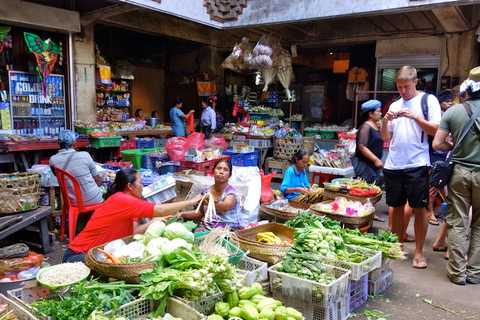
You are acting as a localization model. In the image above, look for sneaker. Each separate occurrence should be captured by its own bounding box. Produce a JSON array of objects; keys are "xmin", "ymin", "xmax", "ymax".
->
[
  {"xmin": 466, "ymin": 278, "xmax": 480, "ymax": 284},
  {"xmin": 448, "ymin": 275, "xmax": 466, "ymax": 285}
]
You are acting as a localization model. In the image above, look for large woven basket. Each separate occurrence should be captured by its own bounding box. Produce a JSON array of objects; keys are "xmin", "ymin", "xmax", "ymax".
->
[
  {"xmin": 0, "ymin": 172, "xmax": 40, "ymax": 215},
  {"xmin": 259, "ymin": 200, "xmax": 311, "ymax": 223},
  {"xmin": 309, "ymin": 200, "xmax": 375, "ymax": 229},
  {"xmin": 85, "ymin": 235, "xmax": 154, "ymax": 283},
  {"xmin": 303, "ymin": 136, "xmax": 316, "ymax": 152},
  {"xmin": 323, "ymin": 189, "xmax": 383, "ymax": 206},
  {"xmin": 273, "ymin": 136, "xmax": 304, "ymax": 160},
  {"xmin": 230, "ymin": 223, "xmax": 294, "ymax": 265}
]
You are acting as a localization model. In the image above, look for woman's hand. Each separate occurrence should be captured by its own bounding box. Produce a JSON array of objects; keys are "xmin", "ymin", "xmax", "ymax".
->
[
  {"xmin": 189, "ymin": 194, "xmax": 203, "ymax": 206},
  {"xmin": 297, "ymin": 187, "xmax": 310, "ymax": 195},
  {"xmin": 152, "ymin": 215, "xmax": 173, "ymax": 223}
]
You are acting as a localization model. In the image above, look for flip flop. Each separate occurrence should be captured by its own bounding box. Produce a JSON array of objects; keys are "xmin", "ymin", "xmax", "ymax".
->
[
  {"xmin": 404, "ymin": 233, "xmax": 415, "ymax": 242},
  {"xmin": 373, "ymin": 216, "xmax": 386, "ymax": 222},
  {"xmin": 412, "ymin": 257, "xmax": 427, "ymax": 269},
  {"xmin": 433, "ymin": 244, "xmax": 448, "ymax": 252},
  {"xmin": 428, "ymin": 218, "xmax": 440, "ymax": 226}
]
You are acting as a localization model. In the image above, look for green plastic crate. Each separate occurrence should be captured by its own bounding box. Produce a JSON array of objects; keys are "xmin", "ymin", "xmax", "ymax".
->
[
  {"xmin": 320, "ymin": 130, "xmax": 336, "ymax": 139},
  {"xmin": 74, "ymin": 127, "xmax": 95, "ymax": 135},
  {"xmin": 304, "ymin": 130, "xmax": 320, "ymax": 137},
  {"xmin": 194, "ymin": 231, "xmax": 244, "ymax": 265},
  {"xmin": 89, "ymin": 136, "xmax": 122, "ymax": 148},
  {"xmin": 121, "ymin": 147, "xmax": 162, "ymax": 169}
]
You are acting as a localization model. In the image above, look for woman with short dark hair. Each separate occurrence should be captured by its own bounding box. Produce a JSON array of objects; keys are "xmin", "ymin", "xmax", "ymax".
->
[{"xmin": 281, "ymin": 149, "xmax": 311, "ymax": 199}]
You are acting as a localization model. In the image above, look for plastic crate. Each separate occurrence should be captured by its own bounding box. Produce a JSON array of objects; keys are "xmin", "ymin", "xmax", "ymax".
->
[
  {"xmin": 245, "ymin": 150, "xmax": 259, "ymax": 166},
  {"xmin": 273, "ymin": 292, "xmax": 350, "ymax": 320},
  {"xmin": 179, "ymin": 156, "xmax": 231, "ymax": 173},
  {"xmin": 137, "ymin": 139, "xmax": 155, "ymax": 149},
  {"xmin": 0, "ymin": 293, "xmax": 39, "ymax": 320},
  {"xmin": 121, "ymin": 148, "xmax": 162, "ymax": 169},
  {"xmin": 247, "ymin": 138, "xmax": 272, "ymax": 148},
  {"xmin": 105, "ymin": 297, "xmax": 205, "ymax": 320},
  {"xmin": 368, "ymin": 268, "xmax": 394, "ymax": 296},
  {"xmin": 315, "ymin": 244, "xmax": 382, "ymax": 281},
  {"xmin": 74, "ymin": 126, "xmax": 94, "ymax": 135},
  {"xmin": 194, "ymin": 231, "xmax": 244, "ymax": 265},
  {"xmin": 320, "ymin": 131, "xmax": 336, "ymax": 139},
  {"xmin": 348, "ymin": 274, "xmax": 368, "ymax": 312},
  {"xmin": 304, "ymin": 130, "xmax": 321, "ymax": 137},
  {"xmin": 89, "ymin": 136, "xmax": 122, "ymax": 148},
  {"xmin": 120, "ymin": 140, "xmax": 137, "ymax": 151},
  {"xmin": 144, "ymin": 185, "xmax": 177, "ymax": 204},
  {"xmin": 268, "ymin": 262, "xmax": 350, "ymax": 308},
  {"xmin": 223, "ymin": 150, "xmax": 245, "ymax": 167},
  {"xmin": 175, "ymin": 290, "xmax": 224, "ymax": 315},
  {"xmin": 236, "ymin": 255, "xmax": 269, "ymax": 286},
  {"xmin": 154, "ymin": 138, "xmax": 167, "ymax": 148}
]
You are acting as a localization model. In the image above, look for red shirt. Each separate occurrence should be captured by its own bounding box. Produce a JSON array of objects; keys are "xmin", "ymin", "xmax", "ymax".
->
[{"xmin": 68, "ymin": 192, "xmax": 155, "ymax": 253}]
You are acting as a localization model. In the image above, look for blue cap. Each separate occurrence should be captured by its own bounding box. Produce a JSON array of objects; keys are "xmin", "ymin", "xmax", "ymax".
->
[
  {"xmin": 361, "ymin": 100, "xmax": 381, "ymax": 113},
  {"xmin": 58, "ymin": 130, "xmax": 79, "ymax": 149}
]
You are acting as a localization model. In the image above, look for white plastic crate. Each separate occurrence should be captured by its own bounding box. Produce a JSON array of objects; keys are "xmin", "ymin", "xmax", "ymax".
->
[
  {"xmin": 0, "ymin": 293, "xmax": 39, "ymax": 320},
  {"xmin": 175, "ymin": 291, "xmax": 224, "ymax": 315},
  {"xmin": 268, "ymin": 262, "xmax": 350, "ymax": 309},
  {"xmin": 8, "ymin": 286, "xmax": 50, "ymax": 320},
  {"xmin": 145, "ymin": 185, "xmax": 176, "ymax": 204},
  {"xmin": 248, "ymin": 138, "xmax": 272, "ymax": 148},
  {"xmin": 316, "ymin": 244, "xmax": 382, "ymax": 281},
  {"xmin": 236, "ymin": 255, "xmax": 269, "ymax": 286},
  {"xmin": 105, "ymin": 297, "xmax": 205, "ymax": 320},
  {"xmin": 348, "ymin": 274, "xmax": 368, "ymax": 312},
  {"xmin": 368, "ymin": 268, "xmax": 394, "ymax": 296},
  {"xmin": 273, "ymin": 293, "xmax": 350, "ymax": 320},
  {"xmin": 369, "ymin": 258, "xmax": 391, "ymax": 279}
]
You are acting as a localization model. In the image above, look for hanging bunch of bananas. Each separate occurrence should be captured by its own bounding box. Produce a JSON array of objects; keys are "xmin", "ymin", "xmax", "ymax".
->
[{"xmin": 294, "ymin": 185, "xmax": 324, "ymax": 203}]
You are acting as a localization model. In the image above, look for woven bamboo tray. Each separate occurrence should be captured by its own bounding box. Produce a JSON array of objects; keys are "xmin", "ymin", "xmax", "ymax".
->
[
  {"xmin": 230, "ymin": 223, "xmax": 294, "ymax": 265},
  {"xmin": 85, "ymin": 235, "xmax": 154, "ymax": 283},
  {"xmin": 0, "ymin": 172, "xmax": 40, "ymax": 215},
  {"xmin": 303, "ymin": 136, "xmax": 316, "ymax": 152},
  {"xmin": 259, "ymin": 200, "xmax": 311, "ymax": 223},
  {"xmin": 273, "ymin": 136, "xmax": 304, "ymax": 160},
  {"xmin": 310, "ymin": 201, "xmax": 375, "ymax": 229},
  {"xmin": 323, "ymin": 189, "xmax": 383, "ymax": 206}
]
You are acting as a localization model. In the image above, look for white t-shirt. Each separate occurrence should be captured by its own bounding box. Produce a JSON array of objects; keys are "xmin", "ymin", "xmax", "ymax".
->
[{"xmin": 384, "ymin": 93, "xmax": 441, "ymax": 170}]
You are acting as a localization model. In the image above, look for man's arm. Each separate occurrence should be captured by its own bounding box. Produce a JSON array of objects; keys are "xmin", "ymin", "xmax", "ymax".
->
[
  {"xmin": 432, "ymin": 129, "xmax": 453, "ymax": 152},
  {"xmin": 93, "ymin": 174, "xmax": 103, "ymax": 187},
  {"xmin": 398, "ymin": 108, "xmax": 438, "ymax": 136},
  {"xmin": 381, "ymin": 111, "xmax": 395, "ymax": 141}
]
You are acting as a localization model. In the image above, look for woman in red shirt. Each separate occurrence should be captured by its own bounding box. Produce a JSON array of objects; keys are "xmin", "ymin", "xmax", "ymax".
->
[{"xmin": 63, "ymin": 168, "xmax": 201, "ymax": 263}]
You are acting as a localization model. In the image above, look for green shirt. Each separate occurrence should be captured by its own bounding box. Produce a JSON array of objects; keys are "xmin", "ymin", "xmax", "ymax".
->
[{"xmin": 439, "ymin": 98, "xmax": 480, "ymax": 171}]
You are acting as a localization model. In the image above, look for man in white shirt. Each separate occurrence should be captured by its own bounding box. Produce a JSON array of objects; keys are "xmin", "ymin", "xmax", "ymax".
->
[
  {"xmin": 381, "ymin": 66, "xmax": 441, "ymax": 269},
  {"xmin": 201, "ymin": 97, "xmax": 216, "ymax": 139}
]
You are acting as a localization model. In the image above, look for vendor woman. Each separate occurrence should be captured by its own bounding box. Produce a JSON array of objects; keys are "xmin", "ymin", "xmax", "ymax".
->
[
  {"xmin": 281, "ymin": 149, "xmax": 311, "ymax": 199},
  {"xmin": 62, "ymin": 168, "xmax": 202, "ymax": 263}
]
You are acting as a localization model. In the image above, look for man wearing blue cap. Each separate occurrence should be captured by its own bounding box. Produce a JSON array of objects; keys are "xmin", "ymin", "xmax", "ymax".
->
[
  {"xmin": 50, "ymin": 130, "xmax": 104, "ymax": 207},
  {"xmin": 381, "ymin": 66, "xmax": 441, "ymax": 269}
]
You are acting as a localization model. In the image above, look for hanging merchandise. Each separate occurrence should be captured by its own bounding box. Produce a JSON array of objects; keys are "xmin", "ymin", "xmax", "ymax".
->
[
  {"xmin": 221, "ymin": 37, "xmax": 257, "ymax": 74},
  {"xmin": 23, "ymin": 33, "xmax": 61, "ymax": 96},
  {"xmin": 276, "ymin": 48, "xmax": 294, "ymax": 100},
  {"xmin": 255, "ymin": 34, "xmax": 281, "ymax": 92},
  {"xmin": 0, "ymin": 27, "xmax": 11, "ymax": 52},
  {"xmin": 96, "ymin": 45, "xmax": 111, "ymax": 84}
]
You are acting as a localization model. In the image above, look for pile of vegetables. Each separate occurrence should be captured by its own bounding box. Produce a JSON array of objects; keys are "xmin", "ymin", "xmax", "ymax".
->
[
  {"xmin": 324, "ymin": 178, "xmax": 381, "ymax": 197},
  {"xmin": 311, "ymin": 197, "xmax": 375, "ymax": 217},
  {"xmin": 139, "ymin": 246, "xmax": 241, "ymax": 317},
  {"xmin": 207, "ymin": 283, "xmax": 303, "ymax": 320},
  {"xmin": 0, "ymin": 303, "xmax": 22, "ymax": 320},
  {"xmin": 293, "ymin": 185, "xmax": 324, "ymax": 203},
  {"xmin": 275, "ymin": 251, "xmax": 336, "ymax": 285},
  {"xmin": 30, "ymin": 279, "xmax": 140, "ymax": 319},
  {"xmin": 285, "ymin": 212, "xmax": 405, "ymax": 260},
  {"xmin": 88, "ymin": 310, "xmax": 181, "ymax": 320},
  {"xmin": 257, "ymin": 232, "xmax": 292, "ymax": 246}
]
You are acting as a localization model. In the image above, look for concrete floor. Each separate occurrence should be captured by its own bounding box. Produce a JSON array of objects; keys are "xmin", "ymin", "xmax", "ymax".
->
[{"xmin": 44, "ymin": 173, "xmax": 480, "ymax": 319}]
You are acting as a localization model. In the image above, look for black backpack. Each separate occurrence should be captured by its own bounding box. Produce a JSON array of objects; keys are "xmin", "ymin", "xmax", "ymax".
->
[{"xmin": 420, "ymin": 93, "xmax": 435, "ymax": 154}]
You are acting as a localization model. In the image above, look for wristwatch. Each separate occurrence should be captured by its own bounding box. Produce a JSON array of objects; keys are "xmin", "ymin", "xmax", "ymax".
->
[{"xmin": 214, "ymin": 199, "xmax": 220, "ymax": 203}]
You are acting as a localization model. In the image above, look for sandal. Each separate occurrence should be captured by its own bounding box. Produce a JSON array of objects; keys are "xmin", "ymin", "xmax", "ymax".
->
[
  {"xmin": 373, "ymin": 216, "xmax": 386, "ymax": 222},
  {"xmin": 428, "ymin": 218, "xmax": 440, "ymax": 226},
  {"xmin": 404, "ymin": 233, "xmax": 415, "ymax": 242},
  {"xmin": 433, "ymin": 244, "xmax": 448, "ymax": 252},
  {"xmin": 412, "ymin": 257, "xmax": 427, "ymax": 269}
]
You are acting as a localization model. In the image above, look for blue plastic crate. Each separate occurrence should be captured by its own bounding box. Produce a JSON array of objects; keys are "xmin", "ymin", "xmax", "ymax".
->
[
  {"xmin": 223, "ymin": 150, "xmax": 245, "ymax": 167},
  {"xmin": 137, "ymin": 140, "xmax": 155, "ymax": 149},
  {"xmin": 245, "ymin": 150, "xmax": 259, "ymax": 166},
  {"xmin": 154, "ymin": 139, "xmax": 167, "ymax": 148}
]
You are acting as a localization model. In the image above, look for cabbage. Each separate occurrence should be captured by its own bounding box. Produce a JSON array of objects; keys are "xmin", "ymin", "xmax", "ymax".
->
[
  {"xmin": 160, "ymin": 238, "xmax": 191, "ymax": 255},
  {"xmin": 143, "ymin": 237, "xmax": 169, "ymax": 261},
  {"xmin": 163, "ymin": 222, "xmax": 194, "ymax": 243},
  {"xmin": 143, "ymin": 221, "xmax": 166, "ymax": 244}
]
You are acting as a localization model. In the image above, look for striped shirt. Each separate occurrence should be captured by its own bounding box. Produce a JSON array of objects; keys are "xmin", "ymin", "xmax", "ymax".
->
[
  {"xmin": 201, "ymin": 106, "xmax": 216, "ymax": 129},
  {"xmin": 50, "ymin": 149, "xmax": 103, "ymax": 206}
]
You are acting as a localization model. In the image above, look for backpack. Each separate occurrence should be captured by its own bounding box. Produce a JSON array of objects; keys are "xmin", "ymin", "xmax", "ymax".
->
[{"xmin": 420, "ymin": 93, "xmax": 435, "ymax": 154}]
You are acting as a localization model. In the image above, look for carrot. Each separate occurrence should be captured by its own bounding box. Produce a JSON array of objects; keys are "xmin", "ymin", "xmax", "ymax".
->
[{"xmin": 98, "ymin": 248, "xmax": 122, "ymax": 263}]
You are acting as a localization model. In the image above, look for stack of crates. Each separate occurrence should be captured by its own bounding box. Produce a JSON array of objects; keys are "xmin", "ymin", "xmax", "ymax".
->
[
  {"xmin": 368, "ymin": 258, "xmax": 394, "ymax": 296},
  {"xmin": 223, "ymin": 150, "xmax": 258, "ymax": 167},
  {"xmin": 137, "ymin": 139, "xmax": 155, "ymax": 149}
]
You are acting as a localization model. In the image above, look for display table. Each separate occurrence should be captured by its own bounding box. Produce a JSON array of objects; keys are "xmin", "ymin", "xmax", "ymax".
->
[
  {"xmin": 309, "ymin": 165, "xmax": 354, "ymax": 185},
  {"xmin": 0, "ymin": 206, "xmax": 52, "ymax": 253},
  {"xmin": 118, "ymin": 130, "xmax": 172, "ymax": 140}
]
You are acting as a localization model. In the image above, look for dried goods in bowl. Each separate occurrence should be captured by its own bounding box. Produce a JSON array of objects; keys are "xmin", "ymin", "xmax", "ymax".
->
[{"xmin": 36, "ymin": 262, "xmax": 90, "ymax": 290}]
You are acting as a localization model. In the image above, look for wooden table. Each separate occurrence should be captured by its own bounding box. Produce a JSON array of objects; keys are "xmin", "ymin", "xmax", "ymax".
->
[
  {"xmin": 118, "ymin": 130, "xmax": 172, "ymax": 140},
  {"xmin": 254, "ymin": 147, "xmax": 273, "ymax": 171},
  {"xmin": 0, "ymin": 207, "xmax": 52, "ymax": 253}
]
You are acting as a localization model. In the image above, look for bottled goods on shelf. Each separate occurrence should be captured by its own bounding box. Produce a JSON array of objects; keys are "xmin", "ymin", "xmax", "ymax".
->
[{"xmin": 13, "ymin": 119, "xmax": 65, "ymax": 135}]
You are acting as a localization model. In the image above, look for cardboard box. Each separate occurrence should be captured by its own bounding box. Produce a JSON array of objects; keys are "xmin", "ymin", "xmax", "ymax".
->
[{"xmin": 266, "ymin": 157, "xmax": 290, "ymax": 179}]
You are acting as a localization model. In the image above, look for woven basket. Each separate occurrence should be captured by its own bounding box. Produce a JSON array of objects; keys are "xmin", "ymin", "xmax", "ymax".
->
[
  {"xmin": 230, "ymin": 223, "xmax": 294, "ymax": 265},
  {"xmin": 309, "ymin": 200, "xmax": 375, "ymax": 229},
  {"xmin": 303, "ymin": 136, "xmax": 316, "ymax": 152},
  {"xmin": 273, "ymin": 136, "xmax": 304, "ymax": 160},
  {"xmin": 85, "ymin": 235, "xmax": 154, "ymax": 283},
  {"xmin": 0, "ymin": 172, "xmax": 40, "ymax": 215},
  {"xmin": 323, "ymin": 189, "xmax": 383, "ymax": 206},
  {"xmin": 259, "ymin": 200, "xmax": 311, "ymax": 223}
]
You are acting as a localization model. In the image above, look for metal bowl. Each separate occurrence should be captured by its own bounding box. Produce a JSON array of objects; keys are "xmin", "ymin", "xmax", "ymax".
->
[{"xmin": 145, "ymin": 117, "xmax": 160, "ymax": 127}]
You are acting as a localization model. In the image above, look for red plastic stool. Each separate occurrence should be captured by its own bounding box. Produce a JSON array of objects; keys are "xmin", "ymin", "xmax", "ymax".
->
[{"xmin": 311, "ymin": 172, "xmax": 337, "ymax": 185}]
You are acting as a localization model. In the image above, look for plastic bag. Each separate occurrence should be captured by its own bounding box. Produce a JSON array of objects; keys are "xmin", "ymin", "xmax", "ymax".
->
[
  {"xmin": 259, "ymin": 170, "xmax": 276, "ymax": 203},
  {"xmin": 0, "ymin": 252, "xmax": 45, "ymax": 275},
  {"xmin": 166, "ymin": 137, "xmax": 188, "ymax": 162},
  {"xmin": 99, "ymin": 239, "xmax": 127, "ymax": 260},
  {"xmin": 186, "ymin": 132, "xmax": 205, "ymax": 150},
  {"xmin": 17, "ymin": 266, "xmax": 41, "ymax": 280},
  {"xmin": 220, "ymin": 37, "xmax": 257, "ymax": 74},
  {"xmin": 205, "ymin": 135, "xmax": 227, "ymax": 152}
]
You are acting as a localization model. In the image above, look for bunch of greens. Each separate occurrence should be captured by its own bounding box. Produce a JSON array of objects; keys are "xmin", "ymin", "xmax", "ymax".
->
[
  {"xmin": 139, "ymin": 246, "xmax": 240, "ymax": 317},
  {"xmin": 30, "ymin": 279, "xmax": 142, "ymax": 320}
]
